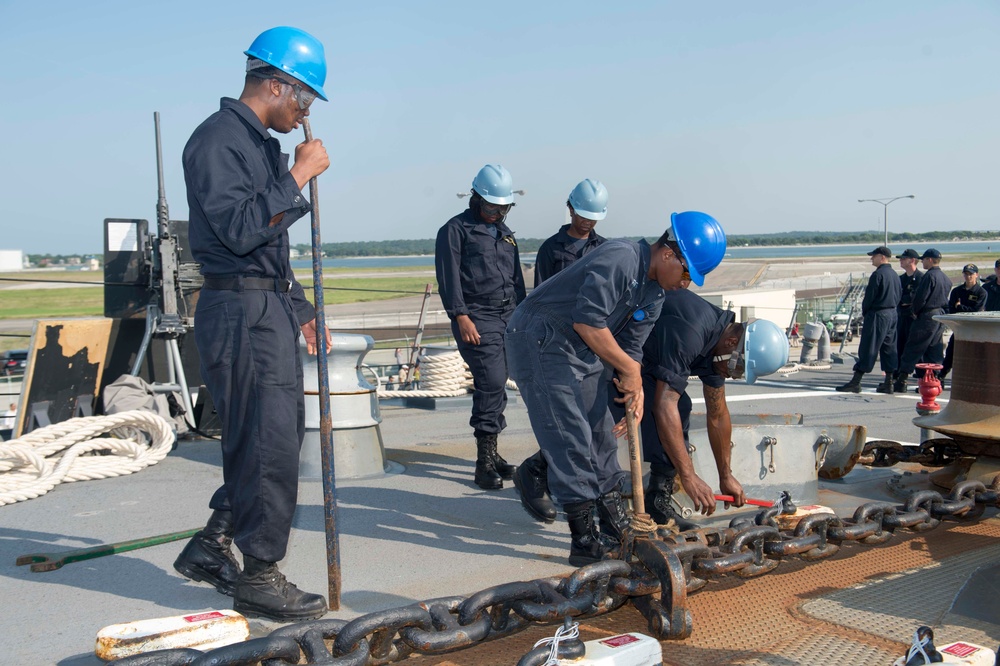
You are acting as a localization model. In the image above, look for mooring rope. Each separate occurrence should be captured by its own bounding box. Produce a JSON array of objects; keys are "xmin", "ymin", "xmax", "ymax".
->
[
  {"xmin": 377, "ymin": 350, "xmax": 475, "ymax": 399},
  {"xmin": 0, "ymin": 410, "xmax": 174, "ymax": 506}
]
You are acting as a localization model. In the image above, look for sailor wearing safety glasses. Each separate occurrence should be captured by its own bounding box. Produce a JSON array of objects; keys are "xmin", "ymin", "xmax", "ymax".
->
[{"xmin": 435, "ymin": 164, "xmax": 527, "ymax": 492}]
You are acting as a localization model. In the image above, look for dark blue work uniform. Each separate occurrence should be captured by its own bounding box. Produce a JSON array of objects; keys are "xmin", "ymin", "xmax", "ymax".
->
[
  {"xmin": 897, "ymin": 269, "xmax": 923, "ymax": 360},
  {"xmin": 505, "ymin": 240, "xmax": 664, "ymax": 504},
  {"xmin": 638, "ymin": 289, "xmax": 732, "ymax": 470},
  {"xmin": 854, "ymin": 263, "xmax": 901, "ymax": 375},
  {"xmin": 435, "ymin": 209, "xmax": 526, "ymax": 435},
  {"xmin": 533, "ymin": 224, "xmax": 605, "ymax": 287},
  {"xmin": 982, "ymin": 275, "xmax": 1000, "ymax": 312},
  {"xmin": 898, "ymin": 266, "xmax": 952, "ymax": 375},
  {"xmin": 185, "ymin": 98, "xmax": 314, "ymax": 563},
  {"xmin": 942, "ymin": 279, "xmax": 987, "ymax": 375}
]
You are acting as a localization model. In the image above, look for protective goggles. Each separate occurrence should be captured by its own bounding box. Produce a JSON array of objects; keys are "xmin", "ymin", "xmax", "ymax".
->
[
  {"xmin": 480, "ymin": 201, "xmax": 514, "ymax": 216},
  {"xmin": 249, "ymin": 71, "xmax": 318, "ymax": 110}
]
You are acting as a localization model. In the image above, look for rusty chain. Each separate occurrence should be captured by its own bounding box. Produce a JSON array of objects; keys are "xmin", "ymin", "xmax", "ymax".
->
[{"xmin": 109, "ymin": 480, "xmax": 997, "ymax": 666}]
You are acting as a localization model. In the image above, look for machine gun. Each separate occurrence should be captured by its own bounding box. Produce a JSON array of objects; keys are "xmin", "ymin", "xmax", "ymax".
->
[{"xmin": 103, "ymin": 113, "xmax": 199, "ymax": 423}]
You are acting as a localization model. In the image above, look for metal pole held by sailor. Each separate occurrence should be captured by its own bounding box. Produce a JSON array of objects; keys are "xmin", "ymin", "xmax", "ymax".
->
[{"xmin": 302, "ymin": 118, "xmax": 341, "ymax": 610}]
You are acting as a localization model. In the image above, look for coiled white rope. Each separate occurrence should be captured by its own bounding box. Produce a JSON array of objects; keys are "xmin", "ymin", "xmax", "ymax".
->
[
  {"xmin": 377, "ymin": 350, "xmax": 474, "ymax": 399},
  {"xmin": 0, "ymin": 410, "xmax": 174, "ymax": 507}
]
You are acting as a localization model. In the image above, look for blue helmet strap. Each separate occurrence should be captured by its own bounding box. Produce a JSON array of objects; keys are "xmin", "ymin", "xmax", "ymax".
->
[{"xmin": 714, "ymin": 320, "xmax": 751, "ymax": 379}]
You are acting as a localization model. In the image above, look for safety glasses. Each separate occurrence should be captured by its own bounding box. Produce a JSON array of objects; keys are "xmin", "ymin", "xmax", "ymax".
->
[
  {"xmin": 480, "ymin": 201, "xmax": 513, "ymax": 216},
  {"xmin": 280, "ymin": 79, "xmax": 317, "ymax": 110}
]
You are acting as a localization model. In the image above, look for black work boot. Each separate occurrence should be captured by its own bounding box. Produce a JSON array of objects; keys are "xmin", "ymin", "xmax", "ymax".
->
[
  {"xmin": 233, "ymin": 556, "xmax": 328, "ymax": 622},
  {"xmin": 893, "ymin": 372, "xmax": 908, "ymax": 394},
  {"xmin": 596, "ymin": 479, "xmax": 631, "ymax": 544},
  {"xmin": 835, "ymin": 371, "xmax": 865, "ymax": 393},
  {"xmin": 875, "ymin": 375, "xmax": 895, "ymax": 394},
  {"xmin": 474, "ymin": 432, "xmax": 503, "ymax": 490},
  {"xmin": 476, "ymin": 430, "xmax": 515, "ymax": 480},
  {"xmin": 565, "ymin": 500, "xmax": 615, "ymax": 567},
  {"xmin": 513, "ymin": 452, "xmax": 556, "ymax": 523},
  {"xmin": 646, "ymin": 467, "xmax": 698, "ymax": 531},
  {"xmin": 173, "ymin": 509, "xmax": 242, "ymax": 596}
]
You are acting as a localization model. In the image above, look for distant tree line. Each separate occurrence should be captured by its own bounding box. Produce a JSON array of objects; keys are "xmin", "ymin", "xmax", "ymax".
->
[{"xmin": 295, "ymin": 230, "xmax": 999, "ymax": 258}]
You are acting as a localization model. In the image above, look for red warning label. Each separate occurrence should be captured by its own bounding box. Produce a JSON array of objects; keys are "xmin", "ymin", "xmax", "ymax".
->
[
  {"xmin": 600, "ymin": 634, "xmax": 641, "ymax": 648},
  {"xmin": 942, "ymin": 643, "xmax": 981, "ymax": 657},
  {"xmin": 183, "ymin": 611, "xmax": 226, "ymax": 623}
]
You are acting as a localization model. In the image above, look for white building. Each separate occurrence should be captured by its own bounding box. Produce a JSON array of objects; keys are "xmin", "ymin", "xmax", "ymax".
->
[{"xmin": 0, "ymin": 250, "xmax": 24, "ymax": 272}]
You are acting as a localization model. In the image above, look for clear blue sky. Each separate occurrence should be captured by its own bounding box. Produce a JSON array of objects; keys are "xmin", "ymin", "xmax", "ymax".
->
[{"xmin": 2, "ymin": 1, "xmax": 998, "ymax": 254}]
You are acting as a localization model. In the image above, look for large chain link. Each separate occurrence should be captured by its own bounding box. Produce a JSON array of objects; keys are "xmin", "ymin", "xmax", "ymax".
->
[{"xmin": 108, "ymin": 480, "xmax": 997, "ymax": 666}]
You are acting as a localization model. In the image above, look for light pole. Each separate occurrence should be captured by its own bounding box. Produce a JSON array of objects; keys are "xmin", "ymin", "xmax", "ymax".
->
[
  {"xmin": 858, "ymin": 195, "xmax": 915, "ymax": 247},
  {"xmin": 456, "ymin": 189, "xmax": 526, "ymax": 199}
]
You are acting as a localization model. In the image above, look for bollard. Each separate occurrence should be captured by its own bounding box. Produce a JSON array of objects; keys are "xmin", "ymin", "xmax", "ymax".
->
[{"xmin": 299, "ymin": 334, "xmax": 387, "ymax": 480}]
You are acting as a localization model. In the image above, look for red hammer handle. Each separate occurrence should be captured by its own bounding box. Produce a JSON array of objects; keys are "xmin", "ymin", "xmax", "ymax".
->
[{"xmin": 714, "ymin": 494, "xmax": 774, "ymax": 508}]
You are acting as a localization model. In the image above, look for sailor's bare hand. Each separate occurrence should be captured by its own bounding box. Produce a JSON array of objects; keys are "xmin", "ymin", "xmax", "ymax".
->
[
  {"xmin": 456, "ymin": 315, "xmax": 480, "ymax": 345},
  {"xmin": 301, "ymin": 318, "xmax": 332, "ymax": 355},
  {"xmin": 292, "ymin": 139, "xmax": 330, "ymax": 184},
  {"xmin": 718, "ymin": 474, "xmax": 745, "ymax": 509},
  {"xmin": 680, "ymin": 471, "xmax": 717, "ymax": 515}
]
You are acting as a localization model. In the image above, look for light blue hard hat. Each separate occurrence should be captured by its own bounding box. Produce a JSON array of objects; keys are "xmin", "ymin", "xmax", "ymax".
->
[
  {"xmin": 742, "ymin": 319, "xmax": 790, "ymax": 384},
  {"xmin": 568, "ymin": 179, "xmax": 608, "ymax": 221},
  {"xmin": 245, "ymin": 27, "xmax": 328, "ymax": 101},
  {"xmin": 472, "ymin": 164, "xmax": 514, "ymax": 204},
  {"xmin": 668, "ymin": 211, "xmax": 727, "ymax": 287}
]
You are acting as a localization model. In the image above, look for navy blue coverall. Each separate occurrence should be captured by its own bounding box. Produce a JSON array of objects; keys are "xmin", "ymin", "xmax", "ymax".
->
[
  {"xmin": 854, "ymin": 263, "xmax": 901, "ymax": 375},
  {"xmin": 897, "ymin": 269, "xmax": 923, "ymax": 360},
  {"xmin": 983, "ymin": 275, "xmax": 1000, "ymax": 312},
  {"xmin": 942, "ymin": 279, "xmax": 987, "ymax": 375},
  {"xmin": 637, "ymin": 289, "xmax": 733, "ymax": 470},
  {"xmin": 435, "ymin": 209, "xmax": 526, "ymax": 435},
  {"xmin": 533, "ymin": 224, "xmax": 605, "ymax": 287},
  {"xmin": 898, "ymin": 266, "xmax": 952, "ymax": 376},
  {"xmin": 505, "ymin": 240, "xmax": 664, "ymax": 504},
  {"xmin": 184, "ymin": 98, "xmax": 315, "ymax": 563}
]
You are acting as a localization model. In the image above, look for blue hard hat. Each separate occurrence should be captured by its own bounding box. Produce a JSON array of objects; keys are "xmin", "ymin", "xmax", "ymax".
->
[
  {"xmin": 245, "ymin": 27, "xmax": 328, "ymax": 101},
  {"xmin": 669, "ymin": 211, "xmax": 727, "ymax": 287},
  {"xmin": 568, "ymin": 179, "xmax": 608, "ymax": 221},
  {"xmin": 742, "ymin": 319, "xmax": 789, "ymax": 384},
  {"xmin": 472, "ymin": 164, "xmax": 514, "ymax": 204}
]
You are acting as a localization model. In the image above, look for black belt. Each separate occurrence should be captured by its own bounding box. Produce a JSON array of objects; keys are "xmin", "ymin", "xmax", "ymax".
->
[
  {"xmin": 203, "ymin": 276, "xmax": 292, "ymax": 293},
  {"xmin": 469, "ymin": 297, "xmax": 513, "ymax": 308}
]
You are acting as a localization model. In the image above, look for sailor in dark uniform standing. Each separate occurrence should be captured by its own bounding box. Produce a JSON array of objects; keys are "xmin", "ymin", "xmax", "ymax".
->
[
  {"xmin": 982, "ymin": 259, "xmax": 1000, "ymax": 312},
  {"xmin": 894, "ymin": 249, "xmax": 952, "ymax": 393},
  {"xmin": 940, "ymin": 263, "xmax": 986, "ymax": 381},
  {"xmin": 533, "ymin": 179, "xmax": 608, "ymax": 287},
  {"xmin": 895, "ymin": 249, "xmax": 923, "ymax": 361},
  {"xmin": 175, "ymin": 26, "xmax": 331, "ymax": 621},
  {"xmin": 435, "ymin": 164, "xmax": 526, "ymax": 490},
  {"xmin": 836, "ymin": 246, "xmax": 901, "ymax": 394}
]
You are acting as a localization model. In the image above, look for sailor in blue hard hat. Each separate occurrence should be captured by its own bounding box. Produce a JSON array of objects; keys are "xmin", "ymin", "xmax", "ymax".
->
[
  {"xmin": 176, "ymin": 26, "xmax": 330, "ymax": 622},
  {"xmin": 435, "ymin": 164, "xmax": 526, "ymax": 491},
  {"xmin": 507, "ymin": 213, "xmax": 728, "ymax": 565},
  {"xmin": 533, "ymin": 179, "xmax": 609, "ymax": 287}
]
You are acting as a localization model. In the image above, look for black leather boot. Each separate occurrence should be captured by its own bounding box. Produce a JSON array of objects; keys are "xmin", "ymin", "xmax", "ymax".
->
[
  {"xmin": 173, "ymin": 509, "xmax": 242, "ymax": 596},
  {"xmin": 893, "ymin": 372, "xmax": 908, "ymax": 394},
  {"xmin": 596, "ymin": 479, "xmax": 631, "ymax": 544},
  {"xmin": 476, "ymin": 430, "xmax": 515, "ymax": 480},
  {"xmin": 565, "ymin": 500, "xmax": 614, "ymax": 567},
  {"xmin": 513, "ymin": 452, "xmax": 556, "ymax": 523},
  {"xmin": 646, "ymin": 467, "xmax": 698, "ymax": 531},
  {"xmin": 835, "ymin": 371, "xmax": 865, "ymax": 393},
  {"xmin": 875, "ymin": 375, "xmax": 894, "ymax": 394},
  {"xmin": 233, "ymin": 556, "xmax": 328, "ymax": 622},
  {"xmin": 474, "ymin": 432, "xmax": 503, "ymax": 490}
]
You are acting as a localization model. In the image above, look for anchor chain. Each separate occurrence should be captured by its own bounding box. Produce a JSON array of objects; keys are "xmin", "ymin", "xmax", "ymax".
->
[{"xmin": 108, "ymin": 481, "xmax": 997, "ymax": 666}]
